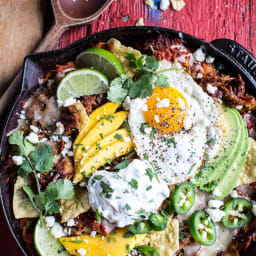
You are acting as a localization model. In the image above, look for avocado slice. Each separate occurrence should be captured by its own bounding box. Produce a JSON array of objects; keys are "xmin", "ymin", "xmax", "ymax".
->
[
  {"xmin": 192, "ymin": 106, "xmax": 249, "ymax": 198},
  {"xmin": 213, "ymin": 114, "xmax": 249, "ymax": 198},
  {"xmin": 192, "ymin": 107, "xmax": 242, "ymax": 187}
]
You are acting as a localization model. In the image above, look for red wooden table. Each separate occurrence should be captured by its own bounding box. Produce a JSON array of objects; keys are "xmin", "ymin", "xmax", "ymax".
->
[{"xmin": 0, "ymin": 0, "xmax": 255, "ymax": 254}]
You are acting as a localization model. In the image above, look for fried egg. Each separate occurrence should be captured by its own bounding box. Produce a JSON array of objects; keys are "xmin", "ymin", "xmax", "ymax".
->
[{"xmin": 128, "ymin": 61, "xmax": 223, "ymax": 184}]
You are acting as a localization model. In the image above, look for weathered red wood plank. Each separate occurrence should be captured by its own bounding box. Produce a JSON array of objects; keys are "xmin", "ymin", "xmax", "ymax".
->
[
  {"xmin": 57, "ymin": 24, "xmax": 88, "ymax": 49},
  {"xmin": 251, "ymin": 0, "xmax": 256, "ymax": 52},
  {"xmin": 58, "ymin": 0, "xmax": 256, "ymax": 56}
]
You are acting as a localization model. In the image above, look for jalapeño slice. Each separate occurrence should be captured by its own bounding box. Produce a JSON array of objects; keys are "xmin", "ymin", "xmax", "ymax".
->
[
  {"xmin": 136, "ymin": 245, "xmax": 160, "ymax": 256},
  {"xmin": 222, "ymin": 198, "xmax": 253, "ymax": 229},
  {"xmin": 172, "ymin": 182, "xmax": 195, "ymax": 215},
  {"xmin": 189, "ymin": 210, "xmax": 216, "ymax": 246},
  {"xmin": 148, "ymin": 212, "xmax": 167, "ymax": 231},
  {"xmin": 127, "ymin": 221, "xmax": 152, "ymax": 234}
]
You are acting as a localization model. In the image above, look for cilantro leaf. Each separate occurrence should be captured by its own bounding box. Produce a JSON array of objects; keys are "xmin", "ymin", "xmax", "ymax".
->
[
  {"xmin": 45, "ymin": 201, "xmax": 60, "ymax": 215},
  {"xmin": 9, "ymin": 130, "xmax": 35, "ymax": 156},
  {"xmin": 129, "ymin": 74, "xmax": 156, "ymax": 98},
  {"xmin": 125, "ymin": 53, "xmax": 136, "ymax": 61},
  {"xmin": 113, "ymin": 160, "xmax": 130, "ymax": 170},
  {"xmin": 145, "ymin": 167, "xmax": 159, "ymax": 182},
  {"xmin": 93, "ymin": 175, "xmax": 104, "ymax": 182},
  {"xmin": 149, "ymin": 127, "xmax": 157, "ymax": 140},
  {"xmin": 129, "ymin": 179, "xmax": 138, "ymax": 189},
  {"xmin": 24, "ymin": 179, "xmax": 74, "ymax": 216},
  {"xmin": 107, "ymin": 75, "xmax": 132, "ymax": 103},
  {"xmin": 125, "ymin": 204, "xmax": 131, "ymax": 211},
  {"xmin": 206, "ymin": 138, "xmax": 217, "ymax": 144},
  {"xmin": 125, "ymin": 54, "xmax": 144, "ymax": 69},
  {"xmin": 123, "ymin": 232, "xmax": 135, "ymax": 238},
  {"xmin": 107, "ymin": 84, "xmax": 128, "ymax": 103},
  {"xmin": 46, "ymin": 179, "xmax": 74, "ymax": 200},
  {"xmin": 145, "ymin": 168, "xmax": 154, "ymax": 182},
  {"xmin": 188, "ymin": 163, "xmax": 196, "ymax": 175},
  {"xmin": 164, "ymin": 137, "xmax": 177, "ymax": 148},
  {"xmin": 123, "ymin": 119, "xmax": 131, "ymax": 132},
  {"xmin": 125, "ymin": 53, "xmax": 137, "ymax": 68},
  {"xmin": 23, "ymin": 185, "xmax": 39, "ymax": 211},
  {"xmin": 18, "ymin": 159, "xmax": 33, "ymax": 177},
  {"xmin": 143, "ymin": 55, "xmax": 159, "ymax": 71},
  {"xmin": 124, "ymin": 151, "xmax": 136, "ymax": 160},
  {"xmin": 156, "ymin": 74, "xmax": 170, "ymax": 88},
  {"xmin": 114, "ymin": 133, "xmax": 122, "ymax": 139},
  {"xmin": 146, "ymin": 185, "xmax": 152, "ymax": 191},
  {"xmin": 140, "ymin": 123, "xmax": 150, "ymax": 134},
  {"xmin": 99, "ymin": 181, "xmax": 114, "ymax": 198},
  {"xmin": 95, "ymin": 142, "xmax": 102, "ymax": 151},
  {"xmin": 30, "ymin": 144, "xmax": 54, "ymax": 173}
]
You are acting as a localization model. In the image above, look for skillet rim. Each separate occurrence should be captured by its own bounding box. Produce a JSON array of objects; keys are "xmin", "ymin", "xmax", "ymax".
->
[{"xmin": 0, "ymin": 26, "xmax": 255, "ymax": 256}]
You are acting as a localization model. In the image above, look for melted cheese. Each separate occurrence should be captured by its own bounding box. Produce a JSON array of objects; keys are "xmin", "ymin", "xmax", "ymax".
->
[{"xmin": 184, "ymin": 224, "xmax": 235, "ymax": 256}]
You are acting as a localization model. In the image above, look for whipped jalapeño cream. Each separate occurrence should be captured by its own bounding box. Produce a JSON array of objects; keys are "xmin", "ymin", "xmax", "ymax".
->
[{"xmin": 87, "ymin": 159, "xmax": 170, "ymax": 227}]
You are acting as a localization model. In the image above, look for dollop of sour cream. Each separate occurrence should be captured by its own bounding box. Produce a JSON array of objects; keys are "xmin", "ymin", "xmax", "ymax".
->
[{"xmin": 87, "ymin": 159, "xmax": 170, "ymax": 227}]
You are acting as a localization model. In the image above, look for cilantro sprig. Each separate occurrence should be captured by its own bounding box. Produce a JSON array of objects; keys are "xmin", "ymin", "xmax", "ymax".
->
[
  {"xmin": 9, "ymin": 131, "xmax": 74, "ymax": 222},
  {"xmin": 23, "ymin": 179, "xmax": 74, "ymax": 216},
  {"xmin": 107, "ymin": 54, "xmax": 171, "ymax": 103}
]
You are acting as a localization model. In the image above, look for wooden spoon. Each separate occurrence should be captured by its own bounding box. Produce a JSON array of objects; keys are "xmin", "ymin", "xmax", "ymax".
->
[
  {"xmin": 0, "ymin": 0, "xmax": 113, "ymax": 118},
  {"xmin": 37, "ymin": 0, "xmax": 113, "ymax": 51}
]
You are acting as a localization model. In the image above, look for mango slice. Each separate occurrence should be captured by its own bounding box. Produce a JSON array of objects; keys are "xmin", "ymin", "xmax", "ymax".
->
[
  {"xmin": 59, "ymin": 228, "xmax": 146, "ymax": 256},
  {"xmin": 73, "ymin": 101, "xmax": 89, "ymax": 131},
  {"xmin": 76, "ymin": 128, "xmax": 131, "ymax": 166},
  {"xmin": 73, "ymin": 102, "xmax": 120, "ymax": 148},
  {"xmin": 74, "ymin": 111, "xmax": 128, "ymax": 160},
  {"xmin": 73, "ymin": 140, "xmax": 133, "ymax": 182}
]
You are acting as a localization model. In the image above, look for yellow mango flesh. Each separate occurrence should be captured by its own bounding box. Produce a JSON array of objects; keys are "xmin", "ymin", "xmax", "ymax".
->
[
  {"xmin": 74, "ymin": 111, "xmax": 128, "ymax": 160},
  {"xmin": 59, "ymin": 229, "xmax": 146, "ymax": 256},
  {"xmin": 76, "ymin": 128, "xmax": 130, "ymax": 166},
  {"xmin": 73, "ymin": 139, "xmax": 133, "ymax": 182},
  {"xmin": 73, "ymin": 101, "xmax": 89, "ymax": 131},
  {"xmin": 73, "ymin": 102, "xmax": 120, "ymax": 149}
]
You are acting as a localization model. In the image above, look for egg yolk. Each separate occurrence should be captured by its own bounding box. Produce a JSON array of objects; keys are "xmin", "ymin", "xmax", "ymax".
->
[{"xmin": 144, "ymin": 87, "xmax": 188, "ymax": 134}]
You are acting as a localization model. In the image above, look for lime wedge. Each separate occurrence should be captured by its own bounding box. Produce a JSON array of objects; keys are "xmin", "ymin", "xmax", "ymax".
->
[
  {"xmin": 34, "ymin": 220, "xmax": 69, "ymax": 256},
  {"xmin": 75, "ymin": 48, "xmax": 125, "ymax": 81},
  {"xmin": 57, "ymin": 68, "xmax": 109, "ymax": 105}
]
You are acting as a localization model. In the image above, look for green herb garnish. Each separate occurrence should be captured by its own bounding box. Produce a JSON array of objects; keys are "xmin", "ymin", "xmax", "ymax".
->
[
  {"xmin": 8, "ymin": 131, "xmax": 74, "ymax": 225},
  {"xmin": 114, "ymin": 133, "xmax": 122, "ymax": 139},
  {"xmin": 99, "ymin": 181, "xmax": 114, "ymax": 198},
  {"xmin": 107, "ymin": 54, "xmax": 170, "ymax": 103},
  {"xmin": 129, "ymin": 179, "xmax": 138, "ymax": 190}
]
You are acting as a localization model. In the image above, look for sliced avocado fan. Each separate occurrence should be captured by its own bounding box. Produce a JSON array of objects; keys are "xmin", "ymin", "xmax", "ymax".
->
[{"xmin": 192, "ymin": 106, "xmax": 249, "ymax": 198}]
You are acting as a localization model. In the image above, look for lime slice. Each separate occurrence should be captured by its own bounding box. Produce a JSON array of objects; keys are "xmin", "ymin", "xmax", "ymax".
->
[
  {"xmin": 34, "ymin": 220, "xmax": 69, "ymax": 256},
  {"xmin": 57, "ymin": 68, "xmax": 109, "ymax": 105},
  {"xmin": 75, "ymin": 48, "xmax": 125, "ymax": 81}
]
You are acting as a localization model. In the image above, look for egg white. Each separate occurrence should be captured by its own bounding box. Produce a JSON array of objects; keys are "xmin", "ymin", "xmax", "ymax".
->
[{"xmin": 128, "ymin": 61, "xmax": 223, "ymax": 185}]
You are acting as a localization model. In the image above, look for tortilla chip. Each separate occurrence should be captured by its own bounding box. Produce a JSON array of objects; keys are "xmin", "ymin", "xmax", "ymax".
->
[
  {"xmin": 140, "ymin": 218, "xmax": 179, "ymax": 256},
  {"xmin": 107, "ymin": 38, "xmax": 142, "ymax": 77},
  {"xmin": 171, "ymin": 0, "xmax": 186, "ymax": 11},
  {"xmin": 237, "ymin": 137, "xmax": 256, "ymax": 186},
  {"xmin": 13, "ymin": 176, "xmax": 39, "ymax": 219},
  {"xmin": 74, "ymin": 101, "xmax": 89, "ymax": 132},
  {"xmin": 61, "ymin": 186, "xmax": 90, "ymax": 223}
]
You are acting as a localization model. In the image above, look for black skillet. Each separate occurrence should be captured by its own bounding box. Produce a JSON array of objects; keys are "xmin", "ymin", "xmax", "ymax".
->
[{"xmin": 0, "ymin": 26, "xmax": 256, "ymax": 256}]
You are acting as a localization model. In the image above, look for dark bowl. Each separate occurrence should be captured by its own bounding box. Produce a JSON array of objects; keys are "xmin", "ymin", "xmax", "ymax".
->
[{"xmin": 0, "ymin": 26, "xmax": 256, "ymax": 256}]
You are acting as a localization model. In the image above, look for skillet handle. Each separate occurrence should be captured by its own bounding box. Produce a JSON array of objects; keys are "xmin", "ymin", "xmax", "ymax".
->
[{"xmin": 210, "ymin": 39, "xmax": 256, "ymax": 82}]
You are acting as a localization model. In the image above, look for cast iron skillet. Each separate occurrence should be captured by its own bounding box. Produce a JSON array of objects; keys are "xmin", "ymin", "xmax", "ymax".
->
[{"xmin": 1, "ymin": 26, "xmax": 256, "ymax": 256}]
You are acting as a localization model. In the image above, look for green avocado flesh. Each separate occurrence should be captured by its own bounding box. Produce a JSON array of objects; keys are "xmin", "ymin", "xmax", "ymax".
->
[{"xmin": 192, "ymin": 106, "xmax": 249, "ymax": 198}]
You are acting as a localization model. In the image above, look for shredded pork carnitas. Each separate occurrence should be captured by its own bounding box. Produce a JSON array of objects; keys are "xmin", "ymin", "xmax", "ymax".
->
[{"xmin": 3, "ymin": 36, "xmax": 256, "ymax": 256}]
